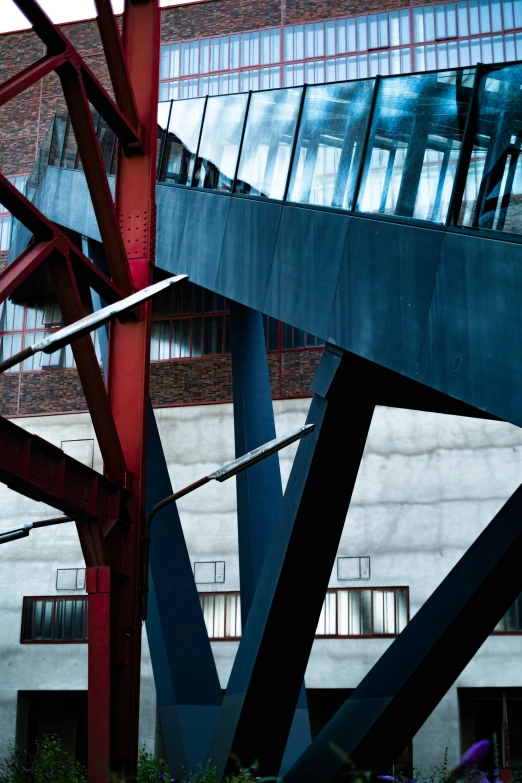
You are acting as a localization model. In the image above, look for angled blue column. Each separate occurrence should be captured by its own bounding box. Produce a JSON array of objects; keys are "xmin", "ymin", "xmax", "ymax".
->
[
  {"xmin": 229, "ymin": 301, "xmax": 310, "ymax": 775},
  {"xmin": 146, "ymin": 407, "xmax": 223, "ymax": 776},
  {"xmin": 81, "ymin": 238, "xmax": 222, "ymax": 775}
]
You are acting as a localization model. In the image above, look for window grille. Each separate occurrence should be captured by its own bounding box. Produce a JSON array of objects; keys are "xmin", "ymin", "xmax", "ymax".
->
[
  {"xmin": 200, "ymin": 592, "xmax": 242, "ymax": 639},
  {"xmin": 21, "ymin": 596, "xmax": 88, "ymax": 643}
]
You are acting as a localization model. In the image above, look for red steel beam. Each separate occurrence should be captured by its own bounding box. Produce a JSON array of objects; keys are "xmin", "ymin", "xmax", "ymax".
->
[
  {"xmin": 49, "ymin": 251, "xmax": 129, "ymax": 486},
  {"xmin": 57, "ymin": 62, "xmax": 133, "ymax": 294},
  {"xmin": 81, "ymin": 62, "xmax": 142, "ymax": 152},
  {"xmin": 0, "ymin": 415, "xmax": 128, "ymax": 525},
  {"xmin": 0, "ymin": 53, "xmax": 66, "ymax": 106},
  {"xmin": 94, "ymin": 0, "xmax": 141, "ymax": 133},
  {"xmin": 104, "ymin": 0, "xmax": 160, "ymax": 776},
  {"xmin": 0, "ymin": 241, "xmax": 54, "ymax": 302},
  {"xmin": 0, "ymin": 174, "xmax": 126, "ymax": 304}
]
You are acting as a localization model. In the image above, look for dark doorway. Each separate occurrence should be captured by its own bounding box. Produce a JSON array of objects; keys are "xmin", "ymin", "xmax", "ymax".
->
[
  {"xmin": 460, "ymin": 688, "xmax": 522, "ymax": 774},
  {"xmin": 16, "ymin": 691, "xmax": 88, "ymax": 766}
]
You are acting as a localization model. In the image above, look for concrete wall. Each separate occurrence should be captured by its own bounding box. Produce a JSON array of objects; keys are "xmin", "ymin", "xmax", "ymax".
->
[{"xmin": 1, "ymin": 401, "xmax": 522, "ymax": 768}]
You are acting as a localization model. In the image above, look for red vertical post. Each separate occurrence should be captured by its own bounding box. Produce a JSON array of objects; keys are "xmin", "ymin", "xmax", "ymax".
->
[
  {"xmin": 86, "ymin": 566, "xmax": 111, "ymax": 783},
  {"xmin": 104, "ymin": 0, "xmax": 160, "ymax": 778}
]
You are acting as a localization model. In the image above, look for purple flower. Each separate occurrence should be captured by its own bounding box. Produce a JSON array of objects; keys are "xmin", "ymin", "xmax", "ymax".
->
[
  {"xmin": 377, "ymin": 777, "xmax": 400, "ymax": 782},
  {"xmin": 461, "ymin": 741, "xmax": 491, "ymax": 768}
]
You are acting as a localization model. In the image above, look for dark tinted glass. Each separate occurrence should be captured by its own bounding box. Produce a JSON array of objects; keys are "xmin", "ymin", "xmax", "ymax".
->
[
  {"xmin": 287, "ymin": 79, "xmax": 375, "ymax": 210},
  {"xmin": 158, "ymin": 97, "xmax": 206, "ymax": 186},
  {"xmin": 23, "ymin": 599, "xmax": 34, "ymax": 641},
  {"xmin": 458, "ymin": 64, "xmax": 522, "ymax": 234},
  {"xmin": 357, "ymin": 69, "xmax": 475, "ymax": 223},
  {"xmin": 234, "ymin": 87, "xmax": 303, "ymax": 199},
  {"xmin": 194, "ymin": 93, "xmax": 249, "ymax": 191}
]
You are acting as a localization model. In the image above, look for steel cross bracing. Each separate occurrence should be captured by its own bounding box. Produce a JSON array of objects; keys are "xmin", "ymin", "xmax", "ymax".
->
[{"xmin": 0, "ymin": 1, "xmax": 158, "ymax": 779}]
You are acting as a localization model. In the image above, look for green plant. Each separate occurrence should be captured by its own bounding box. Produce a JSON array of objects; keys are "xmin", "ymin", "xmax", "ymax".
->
[
  {"xmin": 137, "ymin": 747, "xmax": 174, "ymax": 783},
  {"xmin": 0, "ymin": 734, "xmax": 87, "ymax": 783}
]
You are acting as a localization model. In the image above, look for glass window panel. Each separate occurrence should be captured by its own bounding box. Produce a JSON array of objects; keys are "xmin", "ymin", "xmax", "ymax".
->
[
  {"xmin": 230, "ymin": 35, "xmax": 240, "ymax": 68},
  {"xmin": 384, "ymin": 590, "xmax": 396, "ymax": 633},
  {"xmin": 171, "ymin": 44, "xmax": 181, "ymax": 78},
  {"xmin": 348, "ymin": 56, "xmax": 358, "ymax": 80},
  {"xmin": 159, "ymin": 97, "xmax": 206, "ymax": 186},
  {"xmin": 23, "ymin": 599, "xmax": 34, "ymax": 641},
  {"xmin": 459, "ymin": 64, "xmax": 522, "ymax": 233},
  {"xmin": 180, "ymin": 320, "xmax": 191, "ymax": 357},
  {"xmin": 325, "ymin": 591, "xmax": 336, "ymax": 635},
  {"xmin": 361, "ymin": 590, "xmax": 372, "ymax": 635},
  {"xmin": 262, "ymin": 30, "xmax": 271, "ymax": 64},
  {"xmin": 192, "ymin": 318, "xmax": 202, "ymax": 357},
  {"xmin": 190, "ymin": 41, "xmax": 199, "ymax": 74},
  {"xmin": 225, "ymin": 595, "xmax": 237, "ymax": 637},
  {"xmin": 391, "ymin": 48, "xmax": 401, "ymax": 74},
  {"xmin": 170, "ymin": 321, "xmax": 181, "ymax": 359},
  {"xmin": 316, "ymin": 599, "xmax": 326, "ymax": 635},
  {"xmin": 504, "ymin": 0, "xmax": 515, "ymax": 27},
  {"xmin": 426, "ymin": 43, "xmax": 436, "ymax": 68},
  {"xmin": 358, "ymin": 54, "xmax": 368, "ymax": 78},
  {"xmin": 482, "ymin": 36, "xmax": 494, "ymax": 61},
  {"xmin": 470, "ymin": 36, "xmax": 482, "ymax": 62},
  {"xmin": 234, "ymin": 87, "xmax": 302, "ymax": 200},
  {"xmin": 305, "ymin": 24, "xmax": 314, "ymax": 58},
  {"xmin": 516, "ymin": 31, "xmax": 522, "ymax": 57},
  {"xmin": 215, "ymin": 595, "xmax": 225, "ymax": 638},
  {"xmin": 491, "ymin": 0, "xmax": 503, "ymax": 29},
  {"xmin": 357, "ymin": 69, "xmax": 475, "ymax": 223},
  {"xmin": 438, "ymin": 42, "xmax": 449, "ymax": 68},
  {"xmin": 74, "ymin": 600, "xmax": 86, "ymax": 639},
  {"xmin": 219, "ymin": 74, "xmax": 230, "ymax": 95},
  {"xmin": 514, "ymin": 0, "xmax": 522, "ymax": 25},
  {"xmin": 64, "ymin": 600, "xmax": 74, "ymax": 639},
  {"xmin": 414, "ymin": 7, "xmax": 425, "ymax": 42},
  {"xmin": 470, "ymin": 0, "xmax": 481, "ymax": 32},
  {"xmin": 335, "ymin": 19, "xmax": 346, "ymax": 54},
  {"xmin": 436, "ymin": 4, "xmax": 447, "ymax": 38},
  {"xmin": 379, "ymin": 13, "xmax": 389, "ymax": 47},
  {"xmin": 272, "ymin": 29, "xmax": 280, "ymax": 63},
  {"xmin": 338, "ymin": 590, "xmax": 349, "ymax": 635},
  {"xmin": 379, "ymin": 51, "xmax": 390, "ymax": 75},
  {"xmin": 326, "ymin": 59, "xmax": 336, "ymax": 82},
  {"xmin": 283, "ymin": 322, "xmax": 293, "ymax": 349},
  {"xmin": 373, "ymin": 590, "xmax": 384, "ymax": 634},
  {"xmin": 505, "ymin": 601, "xmax": 518, "ymax": 631},
  {"xmin": 213, "ymin": 317, "xmax": 223, "ymax": 353},
  {"xmin": 396, "ymin": 590, "xmax": 408, "ymax": 633},
  {"xmin": 315, "ymin": 22, "xmax": 325, "ymax": 56},
  {"xmin": 314, "ymin": 62, "xmax": 324, "ymax": 84},
  {"xmin": 243, "ymin": 33, "xmax": 252, "ymax": 66},
  {"xmin": 458, "ymin": 1, "xmax": 470, "ymax": 35},
  {"xmin": 347, "ymin": 18, "xmax": 357, "ymax": 52},
  {"xmin": 181, "ymin": 42, "xmax": 190, "ymax": 76},
  {"xmin": 357, "ymin": 16, "xmax": 368, "ymax": 51},
  {"xmin": 337, "ymin": 57, "xmax": 347, "ymax": 81},
  {"xmin": 505, "ymin": 33, "xmax": 516, "ymax": 59},
  {"xmin": 34, "ymin": 601, "xmax": 43, "ymax": 640},
  {"xmin": 250, "ymin": 32, "xmax": 260, "ymax": 66},
  {"xmin": 194, "ymin": 93, "xmax": 248, "ymax": 192},
  {"xmin": 390, "ymin": 11, "xmax": 400, "ymax": 45},
  {"xmin": 349, "ymin": 590, "xmax": 361, "ymax": 634},
  {"xmin": 236, "ymin": 596, "xmax": 242, "ymax": 636},
  {"xmin": 200, "ymin": 39, "xmax": 210, "ymax": 73},
  {"xmin": 160, "ymin": 45, "xmax": 170, "ymax": 80},
  {"xmin": 400, "ymin": 9, "xmax": 410, "ymax": 44},
  {"xmin": 370, "ymin": 51, "xmax": 379, "ymax": 76},
  {"xmin": 271, "ymin": 67, "xmax": 281, "ymax": 88},
  {"xmin": 447, "ymin": 3, "xmax": 458, "ymax": 36},
  {"xmin": 480, "ymin": 0, "xmax": 492, "ymax": 31},
  {"xmin": 220, "ymin": 37, "xmax": 229, "ymax": 71},
  {"xmin": 326, "ymin": 20, "xmax": 336, "ymax": 55},
  {"xmin": 203, "ymin": 318, "xmax": 214, "ymax": 354},
  {"xmin": 210, "ymin": 39, "xmax": 220, "ymax": 72},
  {"xmin": 369, "ymin": 15, "xmax": 378, "ymax": 49},
  {"xmin": 288, "ymin": 82, "xmax": 374, "ymax": 209},
  {"xmin": 493, "ymin": 35, "xmax": 505, "ymax": 60}
]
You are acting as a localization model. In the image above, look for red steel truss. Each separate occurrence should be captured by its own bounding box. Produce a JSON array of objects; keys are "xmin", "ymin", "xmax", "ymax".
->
[{"xmin": 0, "ymin": 1, "xmax": 160, "ymax": 779}]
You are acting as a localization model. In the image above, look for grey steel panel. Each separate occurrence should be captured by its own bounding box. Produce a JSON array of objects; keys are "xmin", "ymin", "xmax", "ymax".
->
[
  {"xmin": 417, "ymin": 231, "xmax": 522, "ymax": 427},
  {"xmin": 264, "ymin": 205, "xmax": 349, "ymax": 339},
  {"xmin": 177, "ymin": 190, "xmax": 231, "ymax": 291},
  {"xmin": 215, "ymin": 197, "xmax": 282, "ymax": 309},
  {"xmin": 155, "ymin": 184, "xmax": 191, "ymax": 275},
  {"xmin": 328, "ymin": 217, "xmax": 444, "ymax": 373}
]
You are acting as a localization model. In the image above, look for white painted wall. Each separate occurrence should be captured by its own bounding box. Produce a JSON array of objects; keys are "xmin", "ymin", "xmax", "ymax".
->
[{"xmin": 1, "ymin": 402, "xmax": 522, "ymax": 769}]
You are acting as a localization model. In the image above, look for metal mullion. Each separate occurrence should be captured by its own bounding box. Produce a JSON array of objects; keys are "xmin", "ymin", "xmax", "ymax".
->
[
  {"xmin": 282, "ymin": 84, "xmax": 307, "ymax": 202},
  {"xmin": 191, "ymin": 95, "xmax": 208, "ymax": 186},
  {"xmin": 157, "ymin": 99, "xmax": 173, "ymax": 181},
  {"xmin": 370, "ymin": 587, "xmax": 374, "ymax": 636},
  {"xmin": 231, "ymin": 90, "xmax": 252, "ymax": 192},
  {"xmin": 59, "ymin": 115, "xmax": 71, "ymax": 169},
  {"xmin": 351, "ymin": 74, "xmax": 380, "ymax": 213},
  {"xmin": 446, "ymin": 63, "xmax": 484, "ymax": 225}
]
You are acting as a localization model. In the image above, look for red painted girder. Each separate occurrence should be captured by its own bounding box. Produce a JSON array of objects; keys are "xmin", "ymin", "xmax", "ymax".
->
[
  {"xmin": 0, "ymin": 415, "xmax": 128, "ymax": 526},
  {"xmin": 0, "ymin": 241, "xmax": 54, "ymax": 302},
  {"xmin": 94, "ymin": 0, "xmax": 141, "ymax": 132},
  {"xmin": 10, "ymin": 0, "xmax": 141, "ymax": 146},
  {"xmin": 0, "ymin": 174, "xmax": 126, "ymax": 304},
  {"xmin": 0, "ymin": 53, "xmax": 66, "ymax": 107},
  {"xmin": 104, "ymin": 0, "xmax": 160, "ymax": 775},
  {"xmin": 49, "ymin": 251, "xmax": 129, "ymax": 486},
  {"xmin": 57, "ymin": 62, "xmax": 133, "ymax": 295}
]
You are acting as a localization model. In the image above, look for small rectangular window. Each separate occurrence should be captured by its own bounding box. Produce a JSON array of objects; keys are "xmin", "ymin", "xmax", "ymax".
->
[
  {"xmin": 337, "ymin": 556, "xmax": 371, "ymax": 580},
  {"xmin": 21, "ymin": 596, "xmax": 88, "ymax": 643},
  {"xmin": 194, "ymin": 561, "xmax": 226, "ymax": 584},
  {"xmin": 56, "ymin": 568, "xmax": 86, "ymax": 591}
]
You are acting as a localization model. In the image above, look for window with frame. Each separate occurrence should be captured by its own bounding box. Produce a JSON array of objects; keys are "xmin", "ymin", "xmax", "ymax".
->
[
  {"xmin": 263, "ymin": 315, "xmax": 326, "ymax": 351},
  {"xmin": 199, "ymin": 587, "xmax": 409, "ymax": 641},
  {"xmin": 0, "ymin": 298, "xmax": 102, "ymax": 372},
  {"xmin": 21, "ymin": 596, "xmax": 88, "ymax": 643}
]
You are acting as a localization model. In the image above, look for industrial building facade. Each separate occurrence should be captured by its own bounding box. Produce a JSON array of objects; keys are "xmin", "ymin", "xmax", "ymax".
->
[{"xmin": 2, "ymin": 0, "xmax": 522, "ymax": 777}]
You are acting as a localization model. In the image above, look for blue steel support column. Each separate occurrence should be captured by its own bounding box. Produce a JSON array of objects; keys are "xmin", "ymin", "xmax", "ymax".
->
[
  {"xmin": 229, "ymin": 301, "xmax": 310, "ymax": 774},
  {"xmin": 208, "ymin": 345, "xmax": 376, "ymax": 778},
  {"xmin": 82, "ymin": 237, "xmax": 222, "ymax": 776}
]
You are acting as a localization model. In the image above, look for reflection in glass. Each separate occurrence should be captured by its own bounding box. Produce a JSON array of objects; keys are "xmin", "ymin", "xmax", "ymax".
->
[
  {"xmin": 459, "ymin": 64, "xmax": 522, "ymax": 235},
  {"xmin": 194, "ymin": 93, "xmax": 249, "ymax": 191},
  {"xmin": 158, "ymin": 97, "xmax": 206, "ymax": 186},
  {"xmin": 234, "ymin": 88, "xmax": 303, "ymax": 200},
  {"xmin": 287, "ymin": 80, "xmax": 375, "ymax": 210},
  {"xmin": 357, "ymin": 69, "xmax": 475, "ymax": 223}
]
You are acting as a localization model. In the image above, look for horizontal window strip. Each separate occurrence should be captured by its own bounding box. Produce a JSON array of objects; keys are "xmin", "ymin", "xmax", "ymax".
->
[{"xmin": 21, "ymin": 596, "xmax": 88, "ymax": 644}]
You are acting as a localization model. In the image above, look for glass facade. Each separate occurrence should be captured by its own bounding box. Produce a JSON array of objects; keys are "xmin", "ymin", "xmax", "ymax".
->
[
  {"xmin": 159, "ymin": 0, "xmax": 522, "ymax": 99},
  {"xmin": 157, "ymin": 61, "xmax": 522, "ymax": 237}
]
